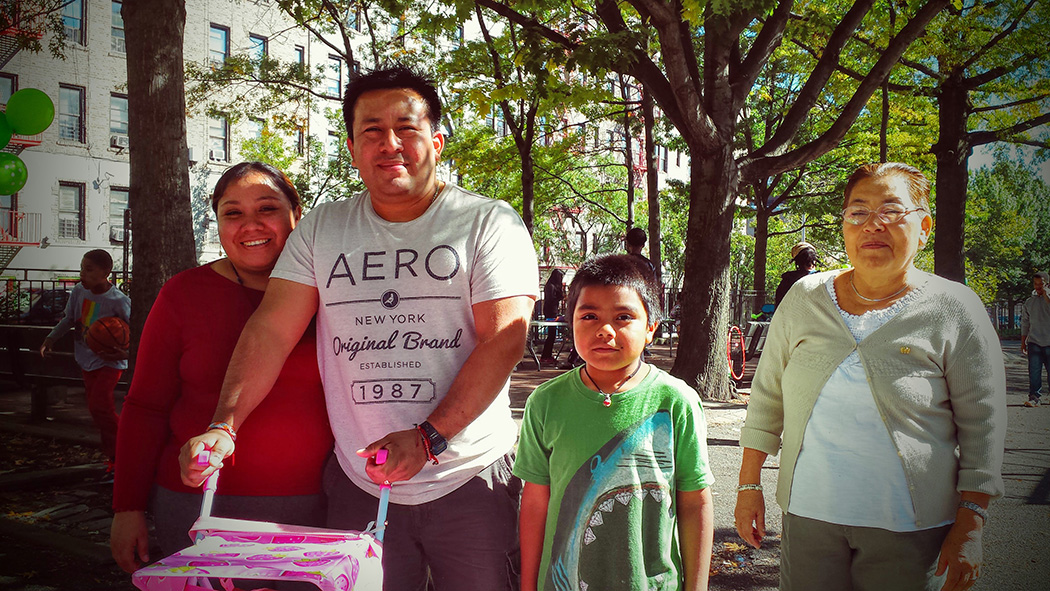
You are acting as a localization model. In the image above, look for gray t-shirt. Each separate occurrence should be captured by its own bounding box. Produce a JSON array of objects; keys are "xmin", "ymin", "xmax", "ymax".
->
[
  {"xmin": 1022, "ymin": 292, "xmax": 1050, "ymax": 347},
  {"xmin": 272, "ymin": 183, "xmax": 538, "ymax": 504},
  {"xmin": 48, "ymin": 283, "xmax": 131, "ymax": 372}
]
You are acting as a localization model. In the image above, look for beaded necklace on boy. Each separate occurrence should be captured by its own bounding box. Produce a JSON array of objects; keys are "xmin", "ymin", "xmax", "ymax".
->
[{"xmin": 583, "ymin": 360, "xmax": 644, "ymax": 407}]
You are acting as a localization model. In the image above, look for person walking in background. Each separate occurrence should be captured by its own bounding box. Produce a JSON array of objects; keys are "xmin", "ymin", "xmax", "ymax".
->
[
  {"xmin": 540, "ymin": 268, "xmax": 565, "ymax": 364},
  {"xmin": 516, "ymin": 254, "xmax": 714, "ymax": 591},
  {"xmin": 624, "ymin": 226, "xmax": 656, "ymax": 276},
  {"xmin": 40, "ymin": 249, "xmax": 130, "ymax": 471},
  {"xmin": 773, "ymin": 241, "xmax": 818, "ymax": 308},
  {"xmin": 735, "ymin": 162, "xmax": 1006, "ymax": 591},
  {"xmin": 180, "ymin": 65, "xmax": 538, "ymax": 590},
  {"xmin": 109, "ymin": 163, "xmax": 332, "ymax": 575},
  {"xmin": 1021, "ymin": 271, "xmax": 1050, "ymax": 407}
]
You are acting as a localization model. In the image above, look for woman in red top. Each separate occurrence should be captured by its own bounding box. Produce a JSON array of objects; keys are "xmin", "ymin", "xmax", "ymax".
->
[{"xmin": 110, "ymin": 162, "xmax": 333, "ymax": 573}]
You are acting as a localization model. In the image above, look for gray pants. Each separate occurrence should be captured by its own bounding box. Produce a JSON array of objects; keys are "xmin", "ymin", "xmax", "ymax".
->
[
  {"xmin": 781, "ymin": 512, "xmax": 952, "ymax": 591},
  {"xmin": 152, "ymin": 485, "xmax": 326, "ymax": 591},
  {"xmin": 323, "ymin": 452, "xmax": 521, "ymax": 591}
]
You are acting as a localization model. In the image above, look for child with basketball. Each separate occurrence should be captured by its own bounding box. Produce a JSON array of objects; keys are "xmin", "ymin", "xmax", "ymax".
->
[
  {"xmin": 41, "ymin": 249, "xmax": 131, "ymax": 469},
  {"xmin": 514, "ymin": 254, "xmax": 715, "ymax": 591}
]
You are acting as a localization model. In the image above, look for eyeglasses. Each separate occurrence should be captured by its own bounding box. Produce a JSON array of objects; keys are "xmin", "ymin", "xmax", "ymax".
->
[{"xmin": 842, "ymin": 204, "xmax": 926, "ymax": 226}]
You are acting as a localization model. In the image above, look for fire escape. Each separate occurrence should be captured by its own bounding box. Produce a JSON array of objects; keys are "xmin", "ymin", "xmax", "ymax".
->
[{"xmin": 0, "ymin": 1, "xmax": 44, "ymax": 272}]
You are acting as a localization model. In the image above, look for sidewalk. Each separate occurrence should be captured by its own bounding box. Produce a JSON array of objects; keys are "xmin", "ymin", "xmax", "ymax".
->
[{"xmin": 0, "ymin": 340, "xmax": 1046, "ymax": 590}]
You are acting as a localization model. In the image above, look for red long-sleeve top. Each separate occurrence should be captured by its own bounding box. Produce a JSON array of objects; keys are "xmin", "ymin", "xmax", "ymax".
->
[{"xmin": 113, "ymin": 265, "xmax": 333, "ymax": 512}]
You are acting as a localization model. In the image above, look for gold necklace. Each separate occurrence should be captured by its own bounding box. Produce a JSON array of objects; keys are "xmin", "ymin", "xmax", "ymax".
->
[{"xmin": 850, "ymin": 271, "xmax": 908, "ymax": 303}]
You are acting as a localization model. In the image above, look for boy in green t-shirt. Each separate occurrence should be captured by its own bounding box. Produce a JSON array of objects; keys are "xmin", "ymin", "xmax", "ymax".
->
[{"xmin": 515, "ymin": 254, "xmax": 715, "ymax": 591}]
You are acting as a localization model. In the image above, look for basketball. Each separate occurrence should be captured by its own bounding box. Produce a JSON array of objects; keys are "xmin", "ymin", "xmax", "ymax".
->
[{"xmin": 86, "ymin": 316, "xmax": 130, "ymax": 354}]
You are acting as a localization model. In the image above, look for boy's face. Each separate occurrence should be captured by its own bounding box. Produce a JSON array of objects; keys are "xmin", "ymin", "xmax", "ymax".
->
[
  {"xmin": 80, "ymin": 259, "xmax": 110, "ymax": 293},
  {"xmin": 572, "ymin": 285, "xmax": 657, "ymax": 373}
]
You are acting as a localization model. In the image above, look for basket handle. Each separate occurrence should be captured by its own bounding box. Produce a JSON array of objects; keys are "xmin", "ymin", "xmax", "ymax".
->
[{"xmin": 197, "ymin": 450, "xmax": 220, "ymax": 520}]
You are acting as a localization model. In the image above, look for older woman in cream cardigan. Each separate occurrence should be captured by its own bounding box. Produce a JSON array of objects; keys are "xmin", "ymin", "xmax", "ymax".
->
[{"xmin": 734, "ymin": 162, "xmax": 1006, "ymax": 591}]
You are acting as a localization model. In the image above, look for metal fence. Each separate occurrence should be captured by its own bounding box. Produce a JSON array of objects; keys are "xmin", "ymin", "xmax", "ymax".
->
[{"xmin": 0, "ymin": 268, "xmax": 129, "ymax": 325}]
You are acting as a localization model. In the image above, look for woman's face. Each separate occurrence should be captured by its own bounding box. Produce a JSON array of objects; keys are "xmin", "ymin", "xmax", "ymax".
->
[
  {"xmin": 216, "ymin": 173, "xmax": 301, "ymax": 273},
  {"xmin": 843, "ymin": 175, "xmax": 932, "ymax": 277}
]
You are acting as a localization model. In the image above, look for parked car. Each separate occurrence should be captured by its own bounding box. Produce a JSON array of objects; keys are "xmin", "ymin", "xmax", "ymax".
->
[{"xmin": 0, "ymin": 288, "xmax": 71, "ymax": 326}]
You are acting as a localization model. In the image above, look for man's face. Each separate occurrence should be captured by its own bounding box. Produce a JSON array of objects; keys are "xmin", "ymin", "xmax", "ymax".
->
[
  {"xmin": 1035, "ymin": 276, "xmax": 1045, "ymax": 294},
  {"xmin": 346, "ymin": 88, "xmax": 444, "ymax": 212}
]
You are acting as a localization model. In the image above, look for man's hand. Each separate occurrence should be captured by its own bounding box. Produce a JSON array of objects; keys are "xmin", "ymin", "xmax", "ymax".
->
[
  {"xmin": 935, "ymin": 513, "xmax": 983, "ymax": 591},
  {"xmin": 1022, "ymin": 339, "xmax": 1028, "ymax": 355},
  {"xmin": 178, "ymin": 430, "xmax": 234, "ymax": 487},
  {"xmin": 110, "ymin": 511, "xmax": 149, "ymax": 573},
  {"xmin": 39, "ymin": 337, "xmax": 55, "ymax": 358},
  {"xmin": 356, "ymin": 428, "xmax": 427, "ymax": 484}
]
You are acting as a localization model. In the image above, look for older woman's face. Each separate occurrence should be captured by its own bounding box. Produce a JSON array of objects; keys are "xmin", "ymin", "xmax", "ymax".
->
[
  {"xmin": 216, "ymin": 172, "xmax": 301, "ymax": 274},
  {"xmin": 843, "ymin": 175, "xmax": 932, "ymax": 277}
]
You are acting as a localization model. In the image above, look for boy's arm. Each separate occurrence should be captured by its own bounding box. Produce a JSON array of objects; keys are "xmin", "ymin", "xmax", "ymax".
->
[
  {"xmin": 520, "ymin": 481, "xmax": 550, "ymax": 591},
  {"xmin": 677, "ymin": 487, "xmax": 714, "ymax": 591},
  {"xmin": 41, "ymin": 289, "xmax": 80, "ymax": 357}
]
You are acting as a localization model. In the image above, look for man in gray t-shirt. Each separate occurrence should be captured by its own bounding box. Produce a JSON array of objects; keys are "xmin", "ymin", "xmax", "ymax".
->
[
  {"xmin": 181, "ymin": 66, "xmax": 538, "ymax": 590},
  {"xmin": 1021, "ymin": 271, "xmax": 1050, "ymax": 406}
]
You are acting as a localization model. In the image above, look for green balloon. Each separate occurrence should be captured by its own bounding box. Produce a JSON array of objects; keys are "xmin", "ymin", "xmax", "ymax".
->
[
  {"xmin": 0, "ymin": 113, "xmax": 10, "ymax": 150},
  {"xmin": 0, "ymin": 153, "xmax": 28, "ymax": 195},
  {"xmin": 6, "ymin": 88, "xmax": 55, "ymax": 136}
]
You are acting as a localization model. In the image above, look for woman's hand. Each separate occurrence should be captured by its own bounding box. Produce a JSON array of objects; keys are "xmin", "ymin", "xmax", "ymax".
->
[
  {"xmin": 110, "ymin": 510, "xmax": 149, "ymax": 573},
  {"xmin": 935, "ymin": 512, "xmax": 983, "ymax": 591},
  {"xmin": 734, "ymin": 490, "xmax": 767, "ymax": 549}
]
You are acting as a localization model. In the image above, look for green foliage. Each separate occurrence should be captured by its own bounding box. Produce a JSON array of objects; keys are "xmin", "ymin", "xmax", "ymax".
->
[{"xmin": 965, "ymin": 154, "xmax": 1050, "ymax": 303}]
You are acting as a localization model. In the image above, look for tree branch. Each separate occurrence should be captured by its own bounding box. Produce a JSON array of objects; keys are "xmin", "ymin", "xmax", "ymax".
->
[
  {"xmin": 961, "ymin": 0, "xmax": 1038, "ymax": 71},
  {"xmin": 733, "ymin": 0, "xmax": 795, "ymax": 111},
  {"xmin": 968, "ymin": 111, "xmax": 1050, "ymax": 147},
  {"xmin": 971, "ymin": 93, "xmax": 1050, "ymax": 113}
]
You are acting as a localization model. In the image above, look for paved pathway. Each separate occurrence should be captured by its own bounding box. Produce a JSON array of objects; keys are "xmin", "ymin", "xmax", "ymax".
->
[{"xmin": 0, "ymin": 340, "xmax": 1047, "ymax": 589}]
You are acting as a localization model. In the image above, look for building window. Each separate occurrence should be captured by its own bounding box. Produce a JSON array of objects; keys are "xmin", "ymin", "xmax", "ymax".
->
[
  {"xmin": 326, "ymin": 56, "xmax": 342, "ymax": 98},
  {"xmin": 109, "ymin": 187, "xmax": 129, "ymax": 242},
  {"xmin": 247, "ymin": 117, "xmax": 264, "ymax": 140},
  {"xmin": 208, "ymin": 117, "xmax": 228, "ymax": 161},
  {"xmin": 662, "ymin": 146, "xmax": 669, "ymax": 172},
  {"xmin": 58, "ymin": 183, "xmax": 85, "ymax": 240},
  {"xmin": 294, "ymin": 45, "xmax": 304, "ymax": 66},
  {"xmin": 209, "ymin": 24, "xmax": 229, "ymax": 66},
  {"xmin": 111, "ymin": 1, "xmax": 125, "ymax": 53},
  {"xmin": 0, "ymin": 73, "xmax": 15, "ymax": 103},
  {"xmin": 110, "ymin": 94, "xmax": 128, "ymax": 135},
  {"xmin": 63, "ymin": 0, "xmax": 84, "ymax": 45},
  {"xmin": 676, "ymin": 150, "xmax": 681, "ymax": 167},
  {"xmin": 296, "ymin": 127, "xmax": 305, "ymax": 156},
  {"xmin": 348, "ymin": 8, "xmax": 360, "ymax": 32},
  {"xmin": 249, "ymin": 34, "xmax": 267, "ymax": 61},
  {"xmin": 326, "ymin": 131, "xmax": 340, "ymax": 161},
  {"xmin": 58, "ymin": 85, "xmax": 85, "ymax": 143},
  {"xmin": 0, "ymin": 193, "xmax": 16, "ymax": 239}
]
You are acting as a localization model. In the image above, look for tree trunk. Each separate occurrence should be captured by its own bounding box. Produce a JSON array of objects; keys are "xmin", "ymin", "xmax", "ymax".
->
[
  {"xmin": 670, "ymin": 145, "xmax": 737, "ymax": 400},
  {"xmin": 123, "ymin": 0, "xmax": 196, "ymax": 346},
  {"xmin": 623, "ymin": 106, "xmax": 635, "ymax": 230},
  {"xmin": 932, "ymin": 70, "xmax": 969, "ymax": 283},
  {"xmin": 753, "ymin": 207, "xmax": 770, "ymax": 310},
  {"xmin": 642, "ymin": 87, "xmax": 663, "ymax": 290},
  {"xmin": 519, "ymin": 142, "xmax": 535, "ymax": 235}
]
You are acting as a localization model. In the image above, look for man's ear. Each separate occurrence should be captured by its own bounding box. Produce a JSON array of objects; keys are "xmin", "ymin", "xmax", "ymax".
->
[{"xmin": 346, "ymin": 136, "xmax": 355, "ymax": 166}]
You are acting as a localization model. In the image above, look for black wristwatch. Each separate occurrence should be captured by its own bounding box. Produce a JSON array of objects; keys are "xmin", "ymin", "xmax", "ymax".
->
[{"xmin": 418, "ymin": 421, "xmax": 448, "ymax": 456}]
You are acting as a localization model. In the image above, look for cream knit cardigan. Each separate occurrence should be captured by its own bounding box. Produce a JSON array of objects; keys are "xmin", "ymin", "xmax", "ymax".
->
[{"xmin": 740, "ymin": 269, "xmax": 1007, "ymax": 529}]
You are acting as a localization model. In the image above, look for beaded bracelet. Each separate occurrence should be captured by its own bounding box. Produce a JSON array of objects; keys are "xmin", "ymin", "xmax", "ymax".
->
[
  {"xmin": 207, "ymin": 421, "xmax": 237, "ymax": 442},
  {"xmin": 737, "ymin": 483, "xmax": 763, "ymax": 492},
  {"xmin": 415, "ymin": 424, "xmax": 439, "ymax": 465},
  {"xmin": 958, "ymin": 500, "xmax": 989, "ymax": 523}
]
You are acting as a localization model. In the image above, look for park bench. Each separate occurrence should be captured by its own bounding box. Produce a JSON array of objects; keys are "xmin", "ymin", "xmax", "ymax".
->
[{"xmin": 0, "ymin": 325, "xmax": 129, "ymax": 422}]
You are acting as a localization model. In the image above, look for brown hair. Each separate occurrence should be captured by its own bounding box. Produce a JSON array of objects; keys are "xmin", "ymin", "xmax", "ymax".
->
[
  {"xmin": 211, "ymin": 161, "xmax": 301, "ymax": 213},
  {"xmin": 843, "ymin": 162, "xmax": 931, "ymax": 212}
]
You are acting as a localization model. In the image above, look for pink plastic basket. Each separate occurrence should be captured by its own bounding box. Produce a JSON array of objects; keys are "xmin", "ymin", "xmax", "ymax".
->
[{"xmin": 132, "ymin": 451, "xmax": 390, "ymax": 591}]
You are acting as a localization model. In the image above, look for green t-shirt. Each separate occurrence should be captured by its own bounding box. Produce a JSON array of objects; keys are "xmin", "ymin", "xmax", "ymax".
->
[{"xmin": 514, "ymin": 366, "xmax": 715, "ymax": 591}]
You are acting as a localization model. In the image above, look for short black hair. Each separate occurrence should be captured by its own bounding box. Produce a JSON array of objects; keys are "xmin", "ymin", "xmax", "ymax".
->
[
  {"xmin": 342, "ymin": 64, "xmax": 442, "ymax": 140},
  {"xmin": 625, "ymin": 227, "xmax": 647, "ymax": 247},
  {"xmin": 793, "ymin": 247, "xmax": 818, "ymax": 270},
  {"xmin": 211, "ymin": 161, "xmax": 301, "ymax": 213},
  {"xmin": 82, "ymin": 249, "xmax": 113, "ymax": 273},
  {"xmin": 567, "ymin": 254, "xmax": 662, "ymax": 325}
]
